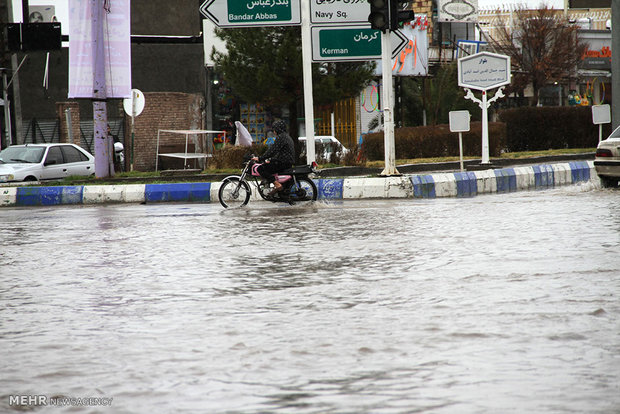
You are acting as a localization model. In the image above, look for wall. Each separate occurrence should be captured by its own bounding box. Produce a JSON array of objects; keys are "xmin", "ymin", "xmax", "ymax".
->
[
  {"xmin": 7, "ymin": 0, "xmax": 206, "ymax": 134},
  {"xmin": 125, "ymin": 92, "xmax": 204, "ymax": 172}
]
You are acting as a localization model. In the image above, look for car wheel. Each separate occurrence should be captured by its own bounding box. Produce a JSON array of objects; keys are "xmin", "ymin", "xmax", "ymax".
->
[
  {"xmin": 24, "ymin": 176, "xmax": 38, "ymax": 182},
  {"xmin": 600, "ymin": 176, "xmax": 619, "ymax": 188}
]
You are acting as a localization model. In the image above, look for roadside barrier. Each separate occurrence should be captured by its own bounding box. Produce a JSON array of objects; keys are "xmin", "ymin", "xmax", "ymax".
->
[{"xmin": 0, "ymin": 161, "xmax": 597, "ymax": 207}]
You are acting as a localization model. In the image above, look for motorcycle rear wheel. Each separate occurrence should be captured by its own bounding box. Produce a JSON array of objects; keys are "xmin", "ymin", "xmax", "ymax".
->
[
  {"xmin": 218, "ymin": 177, "xmax": 251, "ymax": 208},
  {"xmin": 288, "ymin": 177, "xmax": 318, "ymax": 204}
]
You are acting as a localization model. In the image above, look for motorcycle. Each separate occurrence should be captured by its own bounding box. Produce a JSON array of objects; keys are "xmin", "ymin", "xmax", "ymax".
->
[{"xmin": 218, "ymin": 156, "xmax": 318, "ymax": 208}]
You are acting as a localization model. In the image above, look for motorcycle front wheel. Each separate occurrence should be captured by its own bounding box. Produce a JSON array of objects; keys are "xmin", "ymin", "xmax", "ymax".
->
[
  {"xmin": 218, "ymin": 177, "xmax": 251, "ymax": 208},
  {"xmin": 288, "ymin": 177, "xmax": 318, "ymax": 204}
]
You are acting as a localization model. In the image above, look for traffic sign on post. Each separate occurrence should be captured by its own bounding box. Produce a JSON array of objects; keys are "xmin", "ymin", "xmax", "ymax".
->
[
  {"xmin": 200, "ymin": 0, "xmax": 301, "ymax": 27},
  {"xmin": 311, "ymin": 0, "xmax": 370, "ymax": 24},
  {"xmin": 458, "ymin": 51, "xmax": 510, "ymax": 165},
  {"xmin": 311, "ymin": 26, "xmax": 409, "ymax": 62},
  {"xmin": 311, "ymin": 26, "xmax": 381, "ymax": 61}
]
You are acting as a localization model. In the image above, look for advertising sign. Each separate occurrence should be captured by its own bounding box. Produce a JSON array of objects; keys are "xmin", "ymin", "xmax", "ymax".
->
[
  {"xmin": 68, "ymin": 0, "xmax": 131, "ymax": 98},
  {"xmin": 438, "ymin": 0, "xmax": 478, "ymax": 23}
]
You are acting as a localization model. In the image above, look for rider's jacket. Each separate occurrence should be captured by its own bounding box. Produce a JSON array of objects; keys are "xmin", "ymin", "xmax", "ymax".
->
[{"xmin": 259, "ymin": 133, "xmax": 295, "ymax": 165}]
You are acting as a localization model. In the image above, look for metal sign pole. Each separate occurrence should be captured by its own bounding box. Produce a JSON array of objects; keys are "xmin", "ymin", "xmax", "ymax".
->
[{"xmin": 301, "ymin": 0, "xmax": 316, "ymax": 163}]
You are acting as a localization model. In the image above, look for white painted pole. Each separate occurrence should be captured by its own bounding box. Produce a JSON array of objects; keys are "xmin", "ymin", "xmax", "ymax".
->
[
  {"xmin": 331, "ymin": 112, "xmax": 335, "ymax": 137},
  {"xmin": 481, "ymin": 90, "xmax": 489, "ymax": 165},
  {"xmin": 300, "ymin": 0, "xmax": 316, "ymax": 164},
  {"xmin": 459, "ymin": 132, "xmax": 464, "ymax": 172},
  {"xmin": 380, "ymin": 30, "xmax": 399, "ymax": 176}
]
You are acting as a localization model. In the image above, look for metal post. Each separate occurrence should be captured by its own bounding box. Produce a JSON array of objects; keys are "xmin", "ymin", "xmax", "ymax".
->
[
  {"xmin": 1, "ymin": 70, "xmax": 11, "ymax": 149},
  {"xmin": 380, "ymin": 30, "xmax": 399, "ymax": 176},
  {"xmin": 130, "ymin": 92, "xmax": 135, "ymax": 171},
  {"xmin": 92, "ymin": 0, "xmax": 110, "ymax": 177},
  {"xmin": 300, "ymin": 0, "xmax": 316, "ymax": 163},
  {"xmin": 65, "ymin": 108, "xmax": 74, "ymax": 143},
  {"xmin": 458, "ymin": 132, "xmax": 464, "ymax": 172},
  {"xmin": 481, "ymin": 90, "xmax": 489, "ymax": 165}
]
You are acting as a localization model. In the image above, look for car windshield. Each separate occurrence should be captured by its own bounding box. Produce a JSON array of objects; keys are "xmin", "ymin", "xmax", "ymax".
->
[{"xmin": 0, "ymin": 146, "xmax": 45, "ymax": 164}]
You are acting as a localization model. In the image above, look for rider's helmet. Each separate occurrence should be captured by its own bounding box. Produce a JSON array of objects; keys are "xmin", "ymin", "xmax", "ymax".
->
[{"xmin": 272, "ymin": 120, "xmax": 287, "ymax": 135}]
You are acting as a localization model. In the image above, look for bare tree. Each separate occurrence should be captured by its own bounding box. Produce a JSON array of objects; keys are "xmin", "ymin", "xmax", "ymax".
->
[{"xmin": 487, "ymin": 5, "xmax": 587, "ymax": 106}]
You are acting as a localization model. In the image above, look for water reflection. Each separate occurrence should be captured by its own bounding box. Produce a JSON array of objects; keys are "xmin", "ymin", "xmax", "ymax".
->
[{"xmin": 1, "ymin": 189, "xmax": 619, "ymax": 413}]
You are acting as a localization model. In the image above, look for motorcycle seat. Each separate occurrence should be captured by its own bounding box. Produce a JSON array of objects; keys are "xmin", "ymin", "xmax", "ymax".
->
[{"xmin": 281, "ymin": 165, "xmax": 313, "ymax": 175}]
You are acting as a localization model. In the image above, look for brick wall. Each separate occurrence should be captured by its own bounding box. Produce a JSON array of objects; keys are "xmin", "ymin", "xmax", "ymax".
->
[
  {"xmin": 56, "ymin": 102, "xmax": 82, "ymax": 147},
  {"xmin": 125, "ymin": 92, "xmax": 204, "ymax": 171},
  {"xmin": 412, "ymin": 0, "xmax": 434, "ymax": 41}
]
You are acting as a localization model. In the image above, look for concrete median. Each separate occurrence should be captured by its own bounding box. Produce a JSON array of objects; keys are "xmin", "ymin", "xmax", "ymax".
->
[{"xmin": 0, "ymin": 160, "xmax": 598, "ymax": 207}]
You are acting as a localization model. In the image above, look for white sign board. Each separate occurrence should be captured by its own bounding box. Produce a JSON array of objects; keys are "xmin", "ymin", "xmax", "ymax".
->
[
  {"xmin": 374, "ymin": 18, "xmax": 429, "ymax": 77},
  {"xmin": 123, "ymin": 89, "xmax": 145, "ymax": 117},
  {"xmin": 438, "ymin": 0, "xmax": 478, "ymax": 22},
  {"xmin": 592, "ymin": 104, "xmax": 611, "ymax": 125},
  {"xmin": 310, "ymin": 0, "xmax": 370, "ymax": 25},
  {"xmin": 458, "ymin": 51, "xmax": 510, "ymax": 91},
  {"xmin": 449, "ymin": 110, "xmax": 470, "ymax": 132}
]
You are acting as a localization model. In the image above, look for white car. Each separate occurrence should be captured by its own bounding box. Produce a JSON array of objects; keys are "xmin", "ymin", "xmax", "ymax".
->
[
  {"xmin": 594, "ymin": 125, "xmax": 620, "ymax": 187},
  {"xmin": 0, "ymin": 143, "xmax": 95, "ymax": 183},
  {"xmin": 298, "ymin": 135, "xmax": 349, "ymax": 161}
]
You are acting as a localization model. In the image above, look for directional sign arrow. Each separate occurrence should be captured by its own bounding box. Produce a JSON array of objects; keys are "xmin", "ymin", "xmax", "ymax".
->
[
  {"xmin": 199, "ymin": 0, "xmax": 301, "ymax": 28},
  {"xmin": 391, "ymin": 29, "xmax": 408, "ymax": 59}
]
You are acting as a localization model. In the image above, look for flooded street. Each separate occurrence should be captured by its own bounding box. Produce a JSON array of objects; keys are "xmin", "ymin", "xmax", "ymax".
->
[{"xmin": 1, "ymin": 185, "xmax": 619, "ymax": 413}]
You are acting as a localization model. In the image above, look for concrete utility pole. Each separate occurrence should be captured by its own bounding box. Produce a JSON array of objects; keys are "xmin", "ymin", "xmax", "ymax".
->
[
  {"xmin": 92, "ymin": 0, "xmax": 111, "ymax": 177},
  {"xmin": 612, "ymin": 0, "xmax": 620, "ymax": 129},
  {"xmin": 380, "ymin": 29, "xmax": 398, "ymax": 176}
]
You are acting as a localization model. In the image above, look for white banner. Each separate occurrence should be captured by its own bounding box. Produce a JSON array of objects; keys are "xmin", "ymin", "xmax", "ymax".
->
[
  {"xmin": 375, "ymin": 17, "xmax": 429, "ymax": 77},
  {"xmin": 438, "ymin": 0, "xmax": 478, "ymax": 23},
  {"xmin": 68, "ymin": 0, "xmax": 131, "ymax": 98}
]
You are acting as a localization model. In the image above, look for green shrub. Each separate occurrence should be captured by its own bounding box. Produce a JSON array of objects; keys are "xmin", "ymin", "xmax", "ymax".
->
[
  {"xmin": 362, "ymin": 122, "xmax": 506, "ymax": 161},
  {"xmin": 498, "ymin": 106, "xmax": 609, "ymax": 152},
  {"xmin": 209, "ymin": 143, "xmax": 267, "ymax": 169}
]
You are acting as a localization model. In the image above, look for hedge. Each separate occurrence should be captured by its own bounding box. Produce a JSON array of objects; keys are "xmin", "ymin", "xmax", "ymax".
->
[
  {"xmin": 362, "ymin": 122, "xmax": 506, "ymax": 161},
  {"xmin": 498, "ymin": 106, "xmax": 609, "ymax": 152}
]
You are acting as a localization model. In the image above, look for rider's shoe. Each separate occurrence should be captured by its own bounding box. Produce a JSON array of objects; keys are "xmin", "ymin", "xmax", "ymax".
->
[{"xmin": 268, "ymin": 181, "xmax": 283, "ymax": 196}]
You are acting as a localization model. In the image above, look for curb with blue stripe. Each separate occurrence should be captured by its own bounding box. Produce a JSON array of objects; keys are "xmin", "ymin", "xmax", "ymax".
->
[{"xmin": 0, "ymin": 161, "xmax": 598, "ymax": 207}]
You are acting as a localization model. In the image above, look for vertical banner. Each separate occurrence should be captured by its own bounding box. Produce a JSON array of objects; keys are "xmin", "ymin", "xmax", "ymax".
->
[{"xmin": 68, "ymin": 0, "xmax": 131, "ymax": 98}]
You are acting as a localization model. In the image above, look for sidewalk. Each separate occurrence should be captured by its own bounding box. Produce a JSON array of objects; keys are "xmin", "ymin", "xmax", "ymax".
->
[{"xmin": 0, "ymin": 159, "xmax": 599, "ymax": 207}]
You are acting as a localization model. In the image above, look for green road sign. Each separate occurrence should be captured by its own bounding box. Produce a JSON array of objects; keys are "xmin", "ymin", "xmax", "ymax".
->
[
  {"xmin": 311, "ymin": 26, "xmax": 381, "ymax": 62},
  {"xmin": 200, "ymin": 0, "xmax": 301, "ymax": 27}
]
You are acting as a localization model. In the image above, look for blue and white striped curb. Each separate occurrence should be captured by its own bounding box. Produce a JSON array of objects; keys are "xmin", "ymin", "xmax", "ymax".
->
[{"xmin": 0, "ymin": 161, "xmax": 598, "ymax": 207}]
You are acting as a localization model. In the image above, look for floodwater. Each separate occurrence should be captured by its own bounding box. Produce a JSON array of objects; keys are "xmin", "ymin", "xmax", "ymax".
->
[{"xmin": 1, "ymin": 185, "xmax": 619, "ymax": 413}]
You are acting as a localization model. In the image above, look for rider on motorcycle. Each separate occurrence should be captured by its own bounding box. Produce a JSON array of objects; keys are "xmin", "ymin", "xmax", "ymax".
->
[{"xmin": 252, "ymin": 120, "xmax": 295, "ymax": 195}]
